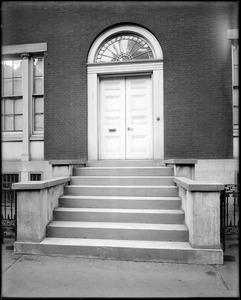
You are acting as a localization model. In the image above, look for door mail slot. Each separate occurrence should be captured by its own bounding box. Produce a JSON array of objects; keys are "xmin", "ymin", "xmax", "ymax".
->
[{"xmin": 108, "ymin": 128, "xmax": 116, "ymax": 132}]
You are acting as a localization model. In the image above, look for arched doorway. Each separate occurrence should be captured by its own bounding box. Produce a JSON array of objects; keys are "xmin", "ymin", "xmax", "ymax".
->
[{"xmin": 87, "ymin": 24, "xmax": 164, "ymax": 160}]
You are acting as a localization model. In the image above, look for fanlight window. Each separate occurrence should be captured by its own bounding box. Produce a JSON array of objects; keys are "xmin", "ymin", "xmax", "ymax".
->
[{"xmin": 95, "ymin": 34, "xmax": 154, "ymax": 63}]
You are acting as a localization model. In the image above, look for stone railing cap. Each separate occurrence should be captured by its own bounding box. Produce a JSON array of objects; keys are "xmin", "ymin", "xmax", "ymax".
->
[
  {"xmin": 165, "ymin": 159, "xmax": 198, "ymax": 165},
  {"xmin": 174, "ymin": 177, "xmax": 224, "ymax": 191},
  {"xmin": 12, "ymin": 177, "xmax": 70, "ymax": 190},
  {"xmin": 49, "ymin": 159, "xmax": 86, "ymax": 165}
]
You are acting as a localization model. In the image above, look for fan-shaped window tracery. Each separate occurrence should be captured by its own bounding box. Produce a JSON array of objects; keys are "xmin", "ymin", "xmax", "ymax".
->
[{"xmin": 95, "ymin": 34, "xmax": 154, "ymax": 63}]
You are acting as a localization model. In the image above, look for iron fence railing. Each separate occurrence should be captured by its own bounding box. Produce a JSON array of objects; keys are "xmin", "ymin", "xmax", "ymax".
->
[
  {"xmin": 1, "ymin": 174, "xmax": 19, "ymax": 242},
  {"xmin": 220, "ymin": 184, "xmax": 239, "ymax": 251}
]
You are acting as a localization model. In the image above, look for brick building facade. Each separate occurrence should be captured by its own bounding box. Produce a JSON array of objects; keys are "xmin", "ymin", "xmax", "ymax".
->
[{"xmin": 1, "ymin": 1, "xmax": 239, "ymax": 182}]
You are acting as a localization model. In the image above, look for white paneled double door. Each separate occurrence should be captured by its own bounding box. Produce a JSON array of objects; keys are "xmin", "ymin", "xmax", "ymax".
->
[{"xmin": 100, "ymin": 75, "xmax": 153, "ymax": 159}]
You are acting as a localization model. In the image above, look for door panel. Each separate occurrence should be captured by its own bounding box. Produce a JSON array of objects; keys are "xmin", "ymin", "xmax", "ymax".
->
[
  {"xmin": 126, "ymin": 76, "xmax": 152, "ymax": 159},
  {"xmin": 100, "ymin": 78, "xmax": 125, "ymax": 159},
  {"xmin": 100, "ymin": 75, "xmax": 152, "ymax": 159}
]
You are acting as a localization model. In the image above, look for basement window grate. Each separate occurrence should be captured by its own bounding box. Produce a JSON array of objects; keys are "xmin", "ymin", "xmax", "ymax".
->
[{"xmin": 30, "ymin": 173, "xmax": 41, "ymax": 181}]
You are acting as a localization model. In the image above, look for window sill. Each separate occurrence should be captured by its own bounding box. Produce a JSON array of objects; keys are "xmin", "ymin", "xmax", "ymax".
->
[
  {"xmin": 1, "ymin": 132, "xmax": 44, "ymax": 141},
  {"xmin": 30, "ymin": 134, "xmax": 44, "ymax": 141},
  {"xmin": 1, "ymin": 132, "xmax": 23, "ymax": 142}
]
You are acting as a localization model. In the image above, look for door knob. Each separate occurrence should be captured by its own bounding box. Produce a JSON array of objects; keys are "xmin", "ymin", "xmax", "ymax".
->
[{"xmin": 127, "ymin": 127, "xmax": 133, "ymax": 131}]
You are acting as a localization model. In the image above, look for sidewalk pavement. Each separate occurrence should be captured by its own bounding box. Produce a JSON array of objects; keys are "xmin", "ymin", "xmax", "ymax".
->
[{"xmin": 1, "ymin": 236, "xmax": 239, "ymax": 298}]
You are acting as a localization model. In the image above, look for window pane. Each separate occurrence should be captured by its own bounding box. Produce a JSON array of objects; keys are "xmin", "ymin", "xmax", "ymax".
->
[
  {"xmin": 96, "ymin": 35, "xmax": 154, "ymax": 63},
  {"xmin": 3, "ymin": 79, "xmax": 13, "ymax": 96},
  {"xmin": 5, "ymin": 99, "xmax": 13, "ymax": 114},
  {"xmin": 34, "ymin": 97, "xmax": 44, "ymax": 113},
  {"xmin": 15, "ymin": 98, "xmax": 23, "ymax": 114},
  {"xmin": 233, "ymin": 47, "xmax": 239, "ymax": 66},
  {"xmin": 34, "ymin": 114, "xmax": 44, "ymax": 131},
  {"xmin": 132, "ymin": 48, "xmax": 152, "ymax": 60},
  {"xmin": 234, "ymin": 66, "xmax": 239, "ymax": 86},
  {"xmin": 14, "ymin": 115, "xmax": 22, "ymax": 130},
  {"xmin": 1, "ymin": 100, "xmax": 4, "ymax": 114},
  {"xmin": 100, "ymin": 51, "xmax": 115, "ymax": 62},
  {"xmin": 34, "ymin": 77, "xmax": 43, "ymax": 94},
  {"xmin": 233, "ymin": 89, "xmax": 239, "ymax": 106},
  {"xmin": 3, "ymin": 61, "xmax": 13, "ymax": 78},
  {"xmin": 126, "ymin": 40, "xmax": 136, "ymax": 54},
  {"xmin": 2, "ymin": 116, "xmax": 5, "ymax": 131},
  {"xmin": 5, "ymin": 116, "xmax": 13, "ymax": 131},
  {"xmin": 13, "ymin": 78, "xmax": 22, "ymax": 95},
  {"xmin": 107, "ymin": 44, "xmax": 119, "ymax": 58},
  {"xmin": 233, "ymin": 106, "xmax": 239, "ymax": 125},
  {"xmin": 13, "ymin": 60, "xmax": 22, "ymax": 78},
  {"xmin": 129, "ymin": 42, "xmax": 142, "ymax": 56},
  {"xmin": 33, "ymin": 58, "xmax": 43, "ymax": 76}
]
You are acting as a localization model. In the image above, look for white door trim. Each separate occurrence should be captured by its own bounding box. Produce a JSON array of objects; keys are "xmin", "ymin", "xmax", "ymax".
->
[
  {"xmin": 87, "ymin": 24, "xmax": 164, "ymax": 160},
  {"xmin": 87, "ymin": 61, "xmax": 164, "ymax": 160}
]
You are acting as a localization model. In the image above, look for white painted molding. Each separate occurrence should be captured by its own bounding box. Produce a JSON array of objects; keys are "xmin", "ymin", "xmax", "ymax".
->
[
  {"xmin": 87, "ymin": 61, "xmax": 163, "ymax": 74},
  {"xmin": 2, "ymin": 43, "xmax": 47, "ymax": 55},
  {"xmin": 87, "ymin": 65, "xmax": 164, "ymax": 160},
  {"xmin": 87, "ymin": 25, "xmax": 164, "ymax": 160}
]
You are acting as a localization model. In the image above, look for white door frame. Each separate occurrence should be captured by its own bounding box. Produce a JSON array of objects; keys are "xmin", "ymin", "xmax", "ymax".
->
[{"xmin": 87, "ymin": 25, "xmax": 164, "ymax": 160}]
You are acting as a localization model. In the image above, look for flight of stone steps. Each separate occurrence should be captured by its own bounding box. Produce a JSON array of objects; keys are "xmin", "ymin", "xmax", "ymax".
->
[
  {"xmin": 35, "ymin": 160, "xmax": 203, "ymax": 263},
  {"xmin": 14, "ymin": 160, "xmax": 224, "ymax": 264}
]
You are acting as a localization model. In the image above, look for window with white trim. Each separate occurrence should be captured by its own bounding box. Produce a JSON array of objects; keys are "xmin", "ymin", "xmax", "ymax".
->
[
  {"xmin": 231, "ymin": 41, "xmax": 239, "ymax": 159},
  {"xmin": 1, "ymin": 60, "xmax": 23, "ymax": 131},
  {"xmin": 32, "ymin": 57, "xmax": 44, "ymax": 133},
  {"xmin": 228, "ymin": 30, "xmax": 239, "ymax": 158},
  {"xmin": 232, "ymin": 43, "xmax": 239, "ymax": 136},
  {"xmin": 95, "ymin": 34, "xmax": 154, "ymax": 62},
  {"xmin": 1, "ymin": 55, "xmax": 44, "ymax": 135}
]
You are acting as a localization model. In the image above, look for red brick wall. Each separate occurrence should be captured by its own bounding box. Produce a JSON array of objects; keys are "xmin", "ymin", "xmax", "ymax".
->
[{"xmin": 2, "ymin": 1, "xmax": 238, "ymax": 160}]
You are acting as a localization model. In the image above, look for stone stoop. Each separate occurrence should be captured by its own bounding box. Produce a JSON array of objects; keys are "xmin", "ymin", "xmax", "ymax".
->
[{"xmin": 15, "ymin": 160, "xmax": 222, "ymax": 264}]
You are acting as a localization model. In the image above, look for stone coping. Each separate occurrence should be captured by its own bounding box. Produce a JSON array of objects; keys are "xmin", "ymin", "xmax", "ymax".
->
[
  {"xmin": 165, "ymin": 159, "xmax": 197, "ymax": 165},
  {"xmin": 174, "ymin": 177, "xmax": 224, "ymax": 191},
  {"xmin": 49, "ymin": 159, "xmax": 86, "ymax": 165},
  {"xmin": 12, "ymin": 177, "xmax": 70, "ymax": 190}
]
